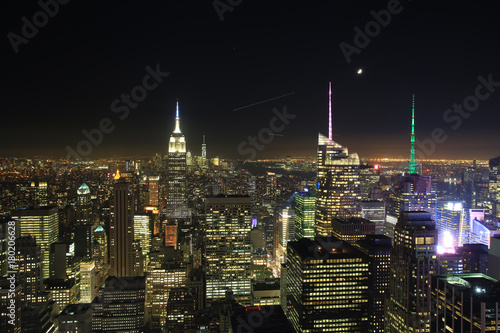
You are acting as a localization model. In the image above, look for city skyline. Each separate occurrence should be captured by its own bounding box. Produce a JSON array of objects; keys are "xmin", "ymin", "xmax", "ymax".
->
[{"xmin": 2, "ymin": 1, "xmax": 500, "ymax": 160}]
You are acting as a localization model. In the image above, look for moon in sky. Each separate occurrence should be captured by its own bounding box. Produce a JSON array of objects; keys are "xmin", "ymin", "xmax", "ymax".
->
[{"xmin": 357, "ymin": 68, "xmax": 363, "ymax": 75}]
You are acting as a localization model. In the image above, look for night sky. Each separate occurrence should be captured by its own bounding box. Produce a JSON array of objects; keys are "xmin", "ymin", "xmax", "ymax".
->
[{"xmin": 2, "ymin": 1, "xmax": 500, "ymax": 160}]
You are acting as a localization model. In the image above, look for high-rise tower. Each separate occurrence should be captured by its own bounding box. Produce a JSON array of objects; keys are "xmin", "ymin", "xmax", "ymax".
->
[
  {"xmin": 386, "ymin": 211, "xmax": 438, "ymax": 332},
  {"xmin": 110, "ymin": 177, "xmax": 134, "ymax": 277},
  {"xmin": 205, "ymin": 195, "xmax": 252, "ymax": 306},
  {"xmin": 385, "ymin": 96, "xmax": 437, "ymax": 238},
  {"xmin": 75, "ymin": 183, "xmax": 93, "ymax": 260},
  {"xmin": 167, "ymin": 100, "xmax": 188, "ymax": 218},
  {"xmin": 315, "ymin": 82, "xmax": 361, "ymax": 237},
  {"xmin": 13, "ymin": 206, "xmax": 59, "ymax": 279},
  {"xmin": 201, "ymin": 135, "xmax": 207, "ymax": 168}
]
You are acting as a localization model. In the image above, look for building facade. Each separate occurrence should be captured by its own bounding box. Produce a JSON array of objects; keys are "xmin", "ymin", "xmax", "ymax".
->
[{"xmin": 205, "ymin": 195, "xmax": 252, "ymax": 306}]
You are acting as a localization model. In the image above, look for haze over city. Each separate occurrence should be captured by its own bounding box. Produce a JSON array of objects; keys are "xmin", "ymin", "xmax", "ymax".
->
[{"xmin": 2, "ymin": 1, "xmax": 500, "ymax": 160}]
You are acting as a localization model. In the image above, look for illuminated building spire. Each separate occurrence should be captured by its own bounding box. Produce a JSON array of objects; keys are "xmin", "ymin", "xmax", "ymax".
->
[
  {"xmin": 173, "ymin": 99, "xmax": 181, "ymax": 134},
  {"xmin": 329, "ymin": 81, "xmax": 332, "ymax": 140},
  {"xmin": 409, "ymin": 94, "xmax": 417, "ymax": 174}
]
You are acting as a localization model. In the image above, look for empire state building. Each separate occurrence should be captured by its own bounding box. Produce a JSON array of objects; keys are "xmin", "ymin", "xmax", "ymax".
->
[{"xmin": 166, "ymin": 100, "xmax": 188, "ymax": 218}]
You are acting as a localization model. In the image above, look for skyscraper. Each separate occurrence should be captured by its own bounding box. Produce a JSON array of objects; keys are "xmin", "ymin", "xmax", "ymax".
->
[
  {"xmin": 293, "ymin": 190, "xmax": 316, "ymax": 240},
  {"xmin": 275, "ymin": 204, "xmax": 295, "ymax": 266},
  {"xmin": 93, "ymin": 225, "xmax": 109, "ymax": 289},
  {"xmin": 331, "ymin": 217, "xmax": 375, "ymax": 243},
  {"xmin": 29, "ymin": 181, "xmax": 48, "ymax": 206},
  {"xmin": 16, "ymin": 235, "xmax": 45, "ymax": 305},
  {"xmin": 13, "ymin": 206, "xmax": 59, "ymax": 279},
  {"xmin": 315, "ymin": 82, "xmax": 361, "ymax": 237},
  {"xmin": 354, "ymin": 235, "xmax": 392, "ymax": 333},
  {"xmin": 361, "ymin": 200, "xmax": 385, "ymax": 234},
  {"xmin": 286, "ymin": 237, "xmax": 370, "ymax": 332},
  {"xmin": 205, "ymin": 195, "xmax": 252, "ymax": 306},
  {"xmin": 166, "ymin": 100, "xmax": 188, "ymax": 218},
  {"xmin": 386, "ymin": 211, "xmax": 438, "ymax": 332},
  {"xmin": 92, "ymin": 276, "xmax": 145, "ymax": 332},
  {"xmin": 75, "ymin": 183, "xmax": 91, "ymax": 225},
  {"xmin": 148, "ymin": 176, "xmax": 159, "ymax": 207},
  {"xmin": 436, "ymin": 201, "xmax": 464, "ymax": 249},
  {"xmin": 110, "ymin": 178, "xmax": 134, "ymax": 277},
  {"xmin": 74, "ymin": 183, "xmax": 94, "ymax": 260},
  {"xmin": 201, "ymin": 134, "xmax": 207, "ymax": 168},
  {"xmin": 145, "ymin": 266, "xmax": 187, "ymax": 328},
  {"xmin": 80, "ymin": 260, "xmax": 96, "ymax": 303},
  {"xmin": 386, "ymin": 97, "xmax": 437, "ymax": 238}
]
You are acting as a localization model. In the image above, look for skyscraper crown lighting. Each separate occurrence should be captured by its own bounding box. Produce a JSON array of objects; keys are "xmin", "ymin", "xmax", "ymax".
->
[{"xmin": 409, "ymin": 94, "xmax": 417, "ymax": 174}]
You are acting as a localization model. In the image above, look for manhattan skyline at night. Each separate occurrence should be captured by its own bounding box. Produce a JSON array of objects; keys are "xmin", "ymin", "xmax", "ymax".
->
[
  {"xmin": 3, "ymin": 2, "xmax": 500, "ymax": 331},
  {"xmin": 2, "ymin": 1, "xmax": 500, "ymax": 160}
]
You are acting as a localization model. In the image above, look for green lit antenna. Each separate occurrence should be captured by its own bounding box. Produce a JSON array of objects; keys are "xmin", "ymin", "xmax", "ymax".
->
[{"xmin": 409, "ymin": 94, "xmax": 416, "ymax": 174}]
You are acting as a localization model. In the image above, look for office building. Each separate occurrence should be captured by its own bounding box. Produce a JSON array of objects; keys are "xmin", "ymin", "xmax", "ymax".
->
[
  {"xmin": 58, "ymin": 303, "xmax": 93, "ymax": 333},
  {"xmin": 354, "ymin": 235, "xmax": 391, "ymax": 333},
  {"xmin": 461, "ymin": 208, "xmax": 485, "ymax": 246},
  {"xmin": 29, "ymin": 181, "xmax": 48, "ymax": 206},
  {"xmin": 386, "ymin": 211, "xmax": 438, "ymax": 332},
  {"xmin": 16, "ymin": 235, "xmax": 45, "ymax": 305},
  {"xmin": 461, "ymin": 243, "xmax": 488, "ymax": 274},
  {"xmin": 79, "ymin": 261, "xmax": 96, "ymax": 303},
  {"xmin": 74, "ymin": 223, "xmax": 93, "ymax": 260},
  {"xmin": 331, "ymin": 217, "xmax": 375, "ymax": 243},
  {"xmin": 436, "ymin": 201, "xmax": 464, "ymax": 249},
  {"xmin": 43, "ymin": 279, "xmax": 77, "ymax": 311},
  {"xmin": 276, "ymin": 205, "xmax": 295, "ymax": 266},
  {"xmin": 489, "ymin": 236, "xmax": 500, "ymax": 281},
  {"xmin": 315, "ymin": 82, "xmax": 361, "ymax": 237},
  {"xmin": 293, "ymin": 190, "xmax": 315, "ymax": 240},
  {"xmin": 109, "ymin": 178, "xmax": 134, "ymax": 277},
  {"xmin": 205, "ymin": 195, "xmax": 252, "ymax": 306},
  {"xmin": 315, "ymin": 131, "xmax": 361, "ymax": 236},
  {"xmin": 430, "ymin": 273, "xmax": 500, "ymax": 332},
  {"xmin": 49, "ymin": 241, "xmax": 77, "ymax": 283},
  {"xmin": 166, "ymin": 286, "xmax": 200, "ymax": 332},
  {"xmin": 13, "ymin": 206, "xmax": 59, "ymax": 279},
  {"xmin": 20, "ymin": 302, "xmax": 56, "ymax": 333},
  {"xmin": 470, "ymin": 215, "xmax": 500, "ymax": 248},
  {"xmin": 92, "ymin": 276, "xmax": 145, "ymax": 332},
  {"xmin": 133, "ymin": 214, "xmax": 151, "ymax": 258},
  {"xmin": 251, "ymin": 279, "xmax": 280, "ymax": 306},
  {"xmin": 75, "ymin": 183, "xmax": 91, "ymax": 226},
  {"xmin": 148, "ymin": 176, "xmax": 159, "ymax": 207},
  {"xmin": 93, "ymin": 225, "xmax": 109, "ymax": 289},
  {"xmin": 286, "ymin": 237, "xmax": 370, "ymax": 332},
  {"xmin": 74, "ymin": 183, "xmax": 94, "ymax": 260},
  {"xmin": 165, "ymin": 222, "xmax": 178, "ymax": 249},
  {"xmin": 145, "ymin": 266, "xmax": 187, "ymax": 328},
  {"xmin": 437, "ymin": 252, "xmax": 464, "ymax": 274},
  {"xmin": 361, "ymin": 200, "xmax": 385, "ymax": 234},
  {"xmin": 201, "ymin": 134, "xmax": 207, "ymax": 168}
]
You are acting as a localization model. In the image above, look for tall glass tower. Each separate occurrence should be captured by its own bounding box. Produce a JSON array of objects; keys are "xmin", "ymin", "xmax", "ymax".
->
[{"xmin": 315, "ymin": 82, "xmax": 361, "ymax": 237}]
